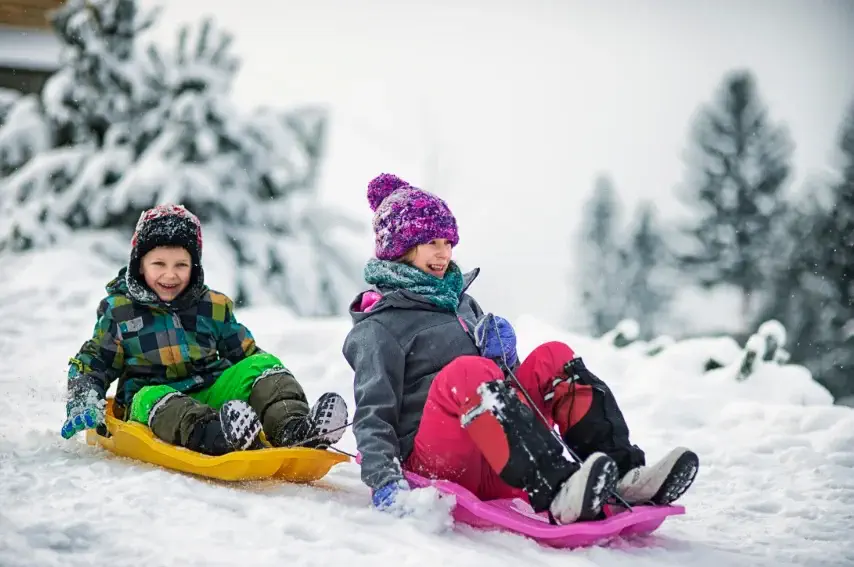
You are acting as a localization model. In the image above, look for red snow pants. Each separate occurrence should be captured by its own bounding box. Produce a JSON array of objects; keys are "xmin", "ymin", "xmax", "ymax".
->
[{"xmin": 403, "ymin": 341, "xmax": 594, "ymax": 503}]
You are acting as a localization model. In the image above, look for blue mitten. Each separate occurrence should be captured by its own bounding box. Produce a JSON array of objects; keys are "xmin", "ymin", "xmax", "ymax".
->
[
  {"xmin": 61, "ymin": 390, "xmax": 106, "ymax": 439},
  {"xmin": 474, "ymin": 313, "xmax": 518, "ymax": 368},
  {"xmin": 372, "ymin": 479, "xmax": 411, "ymax": 511}
]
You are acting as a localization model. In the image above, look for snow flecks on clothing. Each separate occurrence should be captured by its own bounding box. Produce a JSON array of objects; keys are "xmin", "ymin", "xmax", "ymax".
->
[{"xmin": 460, "ymin": 381, "xmax": 508, "ymax": 428}]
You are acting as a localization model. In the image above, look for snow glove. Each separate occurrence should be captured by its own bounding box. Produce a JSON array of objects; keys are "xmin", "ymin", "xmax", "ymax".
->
[
  {"xmin": 474, "ymin": 313, "xmax": 518, "ymax": 368},
  {"xmin": 372, "ymin": 479, "xmax": 411, "ymax": 512},
  {"xmin": 61, "ymin": 388, "xmax": 106, "ymax": 439}
]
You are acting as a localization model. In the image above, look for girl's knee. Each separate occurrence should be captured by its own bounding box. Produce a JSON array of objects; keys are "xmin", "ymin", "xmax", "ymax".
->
[
  {"xmin": 527, "ymin": 341, "xmax": 576, "ymax": 363},
  {"xmin": 434, "ymin": 356, "xmax": 504, "ymax": 398}
]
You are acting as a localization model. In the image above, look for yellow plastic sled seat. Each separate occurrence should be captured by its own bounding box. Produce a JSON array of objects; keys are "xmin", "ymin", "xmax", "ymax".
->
[{"xmin": 85, "ymin": 399, "xmax": 349, "ymax": 482}]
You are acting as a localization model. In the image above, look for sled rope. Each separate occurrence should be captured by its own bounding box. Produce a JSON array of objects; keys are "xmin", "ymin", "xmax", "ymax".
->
[
  {"xmin": 490, "ymin": 317, "xmax": 634, "ymax": 512},
  {"xmin": 329, "ymin": 446, "xmax": 358, "ymax": 459},
  {"xmin": 286, "ymin": 421, "xmax": 353, "ymax": 449}
]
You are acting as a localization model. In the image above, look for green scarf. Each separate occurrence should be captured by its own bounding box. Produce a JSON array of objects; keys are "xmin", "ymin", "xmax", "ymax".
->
[{"xmin": 364, "ymin": 258, "xmax": 464, "ymax": 312}]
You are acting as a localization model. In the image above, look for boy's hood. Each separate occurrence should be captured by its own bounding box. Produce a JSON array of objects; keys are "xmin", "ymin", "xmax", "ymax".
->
[{"xmin": 348, "ymin": 267, "xmax": 480, "ymax": 323}]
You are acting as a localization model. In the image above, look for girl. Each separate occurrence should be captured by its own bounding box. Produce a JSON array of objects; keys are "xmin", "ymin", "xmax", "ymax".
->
[
  {"xmin": 62, "ymin": 204, "xmax": 349, "ymax": 456},
  {"xmin": 343, "ymin": 174, "xmax": 699, "ymax": 524}
]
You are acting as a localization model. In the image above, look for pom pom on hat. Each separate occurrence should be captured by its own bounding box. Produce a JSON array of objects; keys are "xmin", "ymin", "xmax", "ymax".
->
[{"xmin": 367, "ymin": 173, "xmax": 410, "ymax": 212}]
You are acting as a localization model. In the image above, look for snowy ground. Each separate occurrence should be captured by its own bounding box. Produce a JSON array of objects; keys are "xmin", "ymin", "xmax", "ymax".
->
[{"xmin": 1, "ymin": 239, "xmax": 853, "ymax": 567}]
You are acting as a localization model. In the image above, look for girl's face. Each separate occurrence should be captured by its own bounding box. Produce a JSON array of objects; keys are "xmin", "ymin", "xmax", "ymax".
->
[
  {"xmin": 140, "ymin": 246, "xmax": 192, "ymax": 301},
  {"xmin": 408, "ymin": 239, "xmax": 453, "ymax": 278}
]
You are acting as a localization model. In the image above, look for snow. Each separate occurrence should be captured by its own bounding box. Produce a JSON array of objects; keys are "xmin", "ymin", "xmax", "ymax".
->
[
  {"xmin": 0, "ymin": 25, "xmax": 62, "ymax": 71},
  {"xmin": 1, "ymin": 242, "xmax": 853, "ymax": 567}
]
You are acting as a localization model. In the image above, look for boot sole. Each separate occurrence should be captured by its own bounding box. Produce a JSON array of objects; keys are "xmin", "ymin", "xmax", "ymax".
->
[
  {"xmin": 650, "ymin": 449, "xmax": 699, "ymax": 505},
  {"xmin": 577, "ymin": 456, "xmax": 619, "ymax": 522},
  {"xmin": 219, "ymin": 401, "xmax": 263, "ymax": 451},
  {"xmin": 308, "ymin": 393, "xmax": 349, "ymax": 447}
]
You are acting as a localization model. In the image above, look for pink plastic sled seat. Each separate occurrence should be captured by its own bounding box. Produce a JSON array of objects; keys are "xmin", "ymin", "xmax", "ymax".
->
[{"xmin": 404, "ymin": 470, "xmax": 685, "ymax": 548}]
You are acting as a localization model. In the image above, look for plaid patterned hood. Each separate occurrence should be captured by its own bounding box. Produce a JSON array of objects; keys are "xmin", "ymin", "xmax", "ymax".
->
[{"xmin": 67, "ymin": 267, "xmax": 262, "ymax": 409}]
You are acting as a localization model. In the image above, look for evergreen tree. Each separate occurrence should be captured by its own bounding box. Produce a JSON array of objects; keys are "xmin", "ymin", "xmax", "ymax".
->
[
  {"xmin": 817, "ymin": 102, "xmax": 854, "ymax": 316},
  {"xmin": 677, "ymin": 70, "xmax": 793, "ymax": 318},
  {"xmin": 576, "ymin": 174, "xmax": 626, "ymax": 335},
  {"xmin": 755, "ymin": 101, "xmax": 854, "ymax": 399},
  {"xmin": 44, "ymin": 0, "xmax": 158, "ymax": 148},
  {"xmin": 0, "ymin": 0, "xmax": 362, "ymax": 315},
  {"xmin": 753, "ymin": 198, "xmax": 831, "ymax": 365},
  {"xmin": 807, "ymin": 101, "xmax": 854, "ymax": 398},
  {"xmin": 619, "ymin": 202, "xmax": 671, "ymax": 338}
]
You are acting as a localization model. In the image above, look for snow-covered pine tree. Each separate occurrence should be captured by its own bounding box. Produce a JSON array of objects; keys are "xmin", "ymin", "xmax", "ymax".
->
[
  {"xmin": 619, "ymin": 201, "xmax": 671, "ymax": 338},
  {"xmin": 753, "ymin": 197, "xmax": 830, "ymax": 367},
  {"xmin": 754, "ymin": 101, "xmax": 854, "ymax": 400},
  {"xmin": 805, "ymin": 101, "xmax": 854, "ymax": 399},
  {"xmin": 0, "ymin": 0, "xmax": 156, "ymax": 250},
  {"xmin": 44, "ymin": 0, "xmax": 157, "ymax": 148},
  {"xmin": 676, "ymin": 70, "xmax": 793, "ymax": 319},
  {"xmin": 818, "ymin": 101, "xmax": 854, "ymax": 322},
  {"xmin": 0, "ymin": 88, "xmax": 51, "ymax": 179},
  {"xmin": 0, "ymin": 0, "xmax": 363, "ymax": 315},
  {"xmin": 575, "ymin": 174, "xmax": 627, "ymax": 335}
]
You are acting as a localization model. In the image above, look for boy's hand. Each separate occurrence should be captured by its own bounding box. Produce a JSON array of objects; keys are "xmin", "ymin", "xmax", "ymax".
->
[{"xmin": 61, "ymin": 393, "xmax": 106, "ymax": 439}]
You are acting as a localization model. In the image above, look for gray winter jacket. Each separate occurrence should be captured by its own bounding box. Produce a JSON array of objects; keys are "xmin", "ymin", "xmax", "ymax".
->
[{"xmin": 342, "ymin": 269, "xmax": 484, "ymax": 491}]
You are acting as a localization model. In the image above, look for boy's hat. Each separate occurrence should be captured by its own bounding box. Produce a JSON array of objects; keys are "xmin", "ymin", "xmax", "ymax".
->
[
  {"xmin": 367, "ymin": 173, "xmax": 459, "ymax": 260},
  {"xmin": 130, "ymin": 204, "xmax": 203, "ymax": 270}
]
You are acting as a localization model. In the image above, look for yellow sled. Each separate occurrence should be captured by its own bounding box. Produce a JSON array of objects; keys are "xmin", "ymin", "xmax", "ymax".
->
[{"xmin": 86, "ymin": 399, "xmax": 349, "ymax": 483}]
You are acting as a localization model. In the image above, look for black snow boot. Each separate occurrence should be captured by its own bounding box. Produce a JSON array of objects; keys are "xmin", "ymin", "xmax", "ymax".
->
[
  {"xmin": 274, "ymin": 392, "xmax": 348, "ymax": 449},
  {"xmin": 557, "ymin": 357, "xmax": 646, "ymax": 477},
  {"xmin": 187, "ymin": 400, "xmax": 264, "ymax": 456},
  {"xmin": 459, "ymin": 378, "xmax": 614, "ymax": 519}
]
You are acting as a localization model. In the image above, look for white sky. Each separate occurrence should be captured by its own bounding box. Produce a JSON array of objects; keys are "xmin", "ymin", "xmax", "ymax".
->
[{"xmin": 138, "ymin": 0, "xmax": 854, "ymax": 331}]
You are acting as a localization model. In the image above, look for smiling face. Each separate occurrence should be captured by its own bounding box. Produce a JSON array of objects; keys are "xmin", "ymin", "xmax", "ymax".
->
[
  {"xmin": 405, "ymin": 238, "xmax": 454, "ymax": 278},
  {"xmin": 140, "ymin": 246, "xmax": 192, "ymax": 301}
]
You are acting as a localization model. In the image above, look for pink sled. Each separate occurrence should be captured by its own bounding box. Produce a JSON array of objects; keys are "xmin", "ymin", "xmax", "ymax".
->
[{"xmin": 403, "ymin": 470, "xmax": 684, "ymax": 548}]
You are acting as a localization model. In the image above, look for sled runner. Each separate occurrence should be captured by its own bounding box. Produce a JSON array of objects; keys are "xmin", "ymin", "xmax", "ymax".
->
[
  {"xmin": 86, "ymin": 398, "xmax": 349, "ymax": 482},
  {"xmin": 404, "ymin": 470, "xmax": 685, "ymax": 548}
]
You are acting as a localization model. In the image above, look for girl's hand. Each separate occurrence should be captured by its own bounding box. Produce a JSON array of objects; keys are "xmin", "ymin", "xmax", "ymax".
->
[
  {"xmin": 474, "ymin": 313, "xmax": 518, "ymax": 368},
  {"xmin": 372, "ymin": 479, "xmax": 411, "ymax": 511}
]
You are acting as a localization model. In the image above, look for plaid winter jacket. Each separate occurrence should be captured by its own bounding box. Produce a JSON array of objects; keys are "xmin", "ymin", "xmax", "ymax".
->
[{"xmin": 67, "ymin": 266, "xmax": 262, "ymax": 411}]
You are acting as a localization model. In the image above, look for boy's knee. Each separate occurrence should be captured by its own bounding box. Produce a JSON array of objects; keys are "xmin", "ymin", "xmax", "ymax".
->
[
  {"xmin": 131, "ymin": 387, "xmax": 214, "ymax": 446},
  {"xmin": 250, "ymin": 367, "xmax": 307, "ymax": 407},
  {"xmin": 130, "ymin": 385, "xmax": 182, "ymax": 426},
  {"xmin": 245, "ymin": 352, "xmax": 284, "ymax": 369},
  {"xmin": 249, "ymin": 367, "xmax": 310, "ymax": 434}
]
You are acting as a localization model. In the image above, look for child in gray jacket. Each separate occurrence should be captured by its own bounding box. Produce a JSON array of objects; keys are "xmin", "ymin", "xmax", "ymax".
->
[{"xmin": 343, "ymin": 173, "xmax": 698, "ymax": 524}]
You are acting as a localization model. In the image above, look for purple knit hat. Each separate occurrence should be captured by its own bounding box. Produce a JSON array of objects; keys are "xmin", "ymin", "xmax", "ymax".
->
[{"xmin": 367, "ymin": 173, "xmax": 459, "ymax": 260}]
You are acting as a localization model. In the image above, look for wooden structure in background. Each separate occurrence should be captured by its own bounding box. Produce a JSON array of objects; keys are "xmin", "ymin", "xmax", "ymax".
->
[
  {"xmin": 0, "ymin": 0, "xmax": 65, "ymax": 29},
  {"xmin": 0, "ymin": 0, "xmax": 65, "ymax": 94}
]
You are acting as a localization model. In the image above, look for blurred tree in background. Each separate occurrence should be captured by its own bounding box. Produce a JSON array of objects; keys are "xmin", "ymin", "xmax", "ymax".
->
[
  {"xmin": 676, "ymin": 70, "xmax": 793, "ymax": 319},
  {"xmin": 756, "ymin": 100, "xmax": 854, "ymax": 400},
  {"xmin": 576, "ymin": 174, "xmax": 626, "ymax": 336},
  {"xmin": 0, "ymin": 0, "xmax": 363, "ymax": 315}
]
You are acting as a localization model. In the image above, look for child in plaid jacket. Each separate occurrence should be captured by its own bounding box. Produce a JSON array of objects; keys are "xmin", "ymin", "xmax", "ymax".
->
[{"xmin": 61, "ymin": 204, "xmax": 348, "ymax": 455}]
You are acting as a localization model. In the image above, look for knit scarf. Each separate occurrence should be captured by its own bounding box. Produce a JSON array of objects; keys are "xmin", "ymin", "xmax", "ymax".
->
[{"xmin": 364, "ymin": 258, "xmax": 464, "ymax": 312}]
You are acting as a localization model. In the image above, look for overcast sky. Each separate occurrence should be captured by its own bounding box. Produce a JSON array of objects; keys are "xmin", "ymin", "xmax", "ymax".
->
[{"xmin": 140, "ymin": 0, "xmax": 854, "ymax": 331}]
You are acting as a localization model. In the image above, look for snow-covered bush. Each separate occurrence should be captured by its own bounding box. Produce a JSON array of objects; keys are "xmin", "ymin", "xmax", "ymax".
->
[{"xmin": 0, "ymin": 0, "xmax": 363, "ymax": 315}]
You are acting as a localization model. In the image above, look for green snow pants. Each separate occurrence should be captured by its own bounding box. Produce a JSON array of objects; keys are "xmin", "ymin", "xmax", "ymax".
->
[{"xmin": 128, "ymin": 353, "xmax": 310, "ymax": 447}]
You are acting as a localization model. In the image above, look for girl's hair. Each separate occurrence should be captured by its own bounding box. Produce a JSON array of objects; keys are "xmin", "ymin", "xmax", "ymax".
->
[{"xmin": 396, "ymin": 246, "xmax": 418, "ymax": 264}]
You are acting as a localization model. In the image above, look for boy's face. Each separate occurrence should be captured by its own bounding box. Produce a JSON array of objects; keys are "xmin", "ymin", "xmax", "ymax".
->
[{"xmin": 140, "ymin": 246, "xmax": 192, "ymax": 301}]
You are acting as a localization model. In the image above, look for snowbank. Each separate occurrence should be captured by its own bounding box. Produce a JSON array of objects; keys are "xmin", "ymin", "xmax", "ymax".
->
[{"xmin": 0, "ymin": 244, "xmax": 851, "ymax": 567}]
